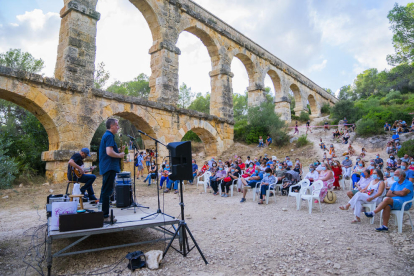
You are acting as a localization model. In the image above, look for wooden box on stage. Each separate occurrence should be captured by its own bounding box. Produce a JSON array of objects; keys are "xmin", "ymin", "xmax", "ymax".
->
[{"xmin": 59, "ymin": 212, "xmax": 104, "ymax": 232}]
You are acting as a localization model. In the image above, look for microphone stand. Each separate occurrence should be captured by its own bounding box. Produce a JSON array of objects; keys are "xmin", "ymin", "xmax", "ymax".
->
[
  {"xmin": 122, "ymin": 137, "xmax": 148, "ymax": 213},
  {"xmin": 138, "ymin": 130, "xmax": 175, "ymax": 220}
]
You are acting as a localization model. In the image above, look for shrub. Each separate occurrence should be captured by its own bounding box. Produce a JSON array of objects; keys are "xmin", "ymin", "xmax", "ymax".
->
[
  {"xmin": 0, "ymin": 138, "xmax": 19, "ymax": 189},
  {"xmin": 321, "ymin": 103, "xmax": 331, "ymax": 114},
  {"xmin": 181, "ymin": 130, "xmax": 202, "ymax": 142},
  {"xmin": 298, "ymin": 111, "xmax": 310, "ymax": 122},
  {"xmin": 397, "ymin": 139, "xmax": 414, "ymax": 158},
  {"xmin": 355, "ymin": 118, "xmax": 385, "ymax": 137},
  {"xmin": 296, "ymin": 135, "xmax": 309, "ymax": 148}
]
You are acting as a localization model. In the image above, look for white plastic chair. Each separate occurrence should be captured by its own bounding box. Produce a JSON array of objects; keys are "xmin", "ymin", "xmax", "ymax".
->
[
  {"xmin": 380, "ymin": 198, "xmax": 414, "ymax": 233},
  {"xmin": 264, "ymin": 179, "xmax": 278, "ymax": 205},
  {"xmin": 362, "ymin": 202, "xmax": 377, "ymax": 224},
  {"xmin": 341, "ymin": 167, "xmax": 351, "ymax": 190},
  {"xmin": 286, "ymin": 179, "xmax": 310, "ymax": 210},
  {"xmin": 251, "ymin": 182, "xmax": 261, "ymax": 201},
  {"xmin": 218, "ymin": 179, "xmax": 238, "ymax": 197},
  {"xmin": 300, "ymin": 180, "xmax": 323, "ymax": 214},
  {"xmin": 197, "ymin": 171, "xmax": 211, "ymax": 193}
]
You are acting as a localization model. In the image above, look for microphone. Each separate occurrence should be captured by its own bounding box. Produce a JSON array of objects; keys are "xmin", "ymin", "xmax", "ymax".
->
[
  {"xmin": 127, "ymin": 135, "xmax": 136, "ymax": 140},
  {"xmin": 137, "ymin": 130, "xmax": 147, "ymax": 136}
]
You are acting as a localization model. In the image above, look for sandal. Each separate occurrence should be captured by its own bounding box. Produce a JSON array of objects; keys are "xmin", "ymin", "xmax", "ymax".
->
[
  {"xmin": 258, "ymin": 201, "xmax": 264, "ymax": 205},
  {"xmin": 339, "ymin": 205, "xmax": 349, "ymax": 211},
  {"xmin": 351, "ymin": 219, "xmax": 361, "ymax": 224}
]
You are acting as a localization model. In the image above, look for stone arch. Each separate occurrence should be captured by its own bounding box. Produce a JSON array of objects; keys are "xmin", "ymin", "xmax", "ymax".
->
[
  {"xmin": 231, "ymin": 52, "xmax": 256, "ymax": 87},
  {"xmin": 180, "ymin": 25, "xmax": 221, "ymax": 68},
  {"xmin": 0, "ymin": 88, "xmax": 60, "ymax": 151},
  {"xmin": 307, "ymin": 94, "xmax": 318, "ymax": 115},
  {"xmin": 176, "ymin": 121, "xmax": 221, "ymax": 157},
  {"xmin": 262, "ymin": 68, "xmax": 282, "ymax": 99},
  {"xmin": 289, "ymin": 83, "xmax": 304, "ymax": 112}
]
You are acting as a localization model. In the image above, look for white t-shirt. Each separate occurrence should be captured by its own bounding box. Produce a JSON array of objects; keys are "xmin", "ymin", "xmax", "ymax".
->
[{"xmin": 305, "ymin": 171, "xmax": 319, "ymax": 180}]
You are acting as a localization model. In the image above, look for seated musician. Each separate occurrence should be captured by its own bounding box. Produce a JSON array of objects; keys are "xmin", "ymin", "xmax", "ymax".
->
[{"xmin": 67, "ymin": 148, "xmax": 97, "ymax": 200}]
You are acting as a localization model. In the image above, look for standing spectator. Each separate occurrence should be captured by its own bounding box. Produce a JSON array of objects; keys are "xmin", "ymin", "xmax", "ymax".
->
[
  {"xmin": 364, "ymin": 169, "xmax": 413, "ymax": 232},
  {"xmin": 136, "ymin": 152, "xmax": 144, "ymax": 179},
  {"xmin": 189, "ymin": 159, "xmax": 198, "ymax": 185},
  {"xmin": 258, "ymin": 136, "xmax": 264, "ymax": 147},
  {"xmin": 294, "ymin": 122, "xmax": 299, "ymax": 135},
  {"xmin": 266, "ymin": 135, "xmax": 272, "ymax": 147},
  {"xmin": 306, "ymin": 119, "xmax": 312, "ymax": 134},
  {"xmin": 145, "ymin": 151, "xmax": 151, "ymax": 173}
]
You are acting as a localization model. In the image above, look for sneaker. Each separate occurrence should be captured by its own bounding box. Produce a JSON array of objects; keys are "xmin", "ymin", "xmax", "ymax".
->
[
  {"xmin": 144, "ymin": 179, "xmax": 147, "ymax": 183},
  {"xmin": 364, "ymin": 211, "xmax": 374, "ymax": 218},
  {"xmin": 174, "ymin": 190, "xmax": 179, "ymax": 194},
  {"xmin": 163, "ymin": 189, "xmax": 170, "ymax": 193},
  {"xmin": 240, "ymin": 198, "xmax": 246, "ymax": 203},
  {"xmin": 88, "ymin": 194, "xmax": 98, "ymax": 201},
  {"xmin": 224, "ymin": 194, "xmax": 228, "ymax": 198},
  {"xmin": 221, "ymin": 194, "xmax": 225, "ymax": 197},
  {"xmin": 375, "ymin": 225, "xmax": 388, "ymax": 232}
]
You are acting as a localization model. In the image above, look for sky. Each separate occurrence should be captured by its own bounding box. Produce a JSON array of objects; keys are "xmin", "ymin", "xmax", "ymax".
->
[{"xmin": 0, "ymin": 0, "xmax": 411, "ymax": 97}]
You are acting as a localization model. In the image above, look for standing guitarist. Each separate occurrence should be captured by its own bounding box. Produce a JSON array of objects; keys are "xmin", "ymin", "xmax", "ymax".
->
[
  {"xmin": 67, "ymin": 148, "xmax": 97, "ymax": 200},
  {"xmin": 99, "ymin": 118, "xmax": 125, "ymax": 223}
]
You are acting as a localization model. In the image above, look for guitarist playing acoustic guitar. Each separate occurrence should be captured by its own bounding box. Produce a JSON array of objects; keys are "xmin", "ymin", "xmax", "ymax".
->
[{"xmin": 67, "ymin": 148, "xmax": 98, "ymax": 201}]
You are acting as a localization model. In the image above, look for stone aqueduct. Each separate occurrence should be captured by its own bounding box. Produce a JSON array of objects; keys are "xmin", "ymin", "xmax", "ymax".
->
[{"xmin": 0, "ymin": 0, "xmax": 337, "ymax": 182}]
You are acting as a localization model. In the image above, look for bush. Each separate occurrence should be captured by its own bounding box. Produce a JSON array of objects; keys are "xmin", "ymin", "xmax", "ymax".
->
[
  {"xmin": 296, "ymin": 135, "xmax": 310, "ymax": 148},
  {"xmin": 397, "ymin": 139, "xmax": 414, "ymax": 158},
  {"xmin": 0, "ymin": 138, "xmax": 19, "ymax": 189},
  {"xmin": 181, "ymin": 130, "xmax": 202, "ymax": 142},
  {"xmin": 298, "ymin": 111, "xmax": 310, "ymax": 122},
  {"xmin": 355, "ymin": 118, "xmax": 385, "ymax": 137},
  {"xmin": 321, "ymin": 103, "xmax": 331, "ymax": 114}
]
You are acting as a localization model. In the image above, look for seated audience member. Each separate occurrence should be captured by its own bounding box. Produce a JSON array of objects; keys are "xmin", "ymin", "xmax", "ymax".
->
[
  {"xmin": 387, "ymin": 154, "xmax": 397, "ymax": 168},
  {"xmin": 188, "ymin": 159, "xmax": 198, "ymax": 185},
  {"xmin": 253, "ymin": 157, "xmax": 260, "ymax": 166},
  {"xmin": 240, "ymin": 168, "xmax": 264, "ymax": 202},
  {"xmin": 384, "ymin": 122, "xmax": 391, "ymax": 131},
  {"xmin": 258, "ymin": 136, "xmax": 264, "ymax": 147},
  {"xmin": 401, "ymin": 161, "xmax": 414, "ymax": 182},
  {"xmin": 374, "ymin": 154, "xmax": 384, "ymax": 169},
  {"xmin": 332, "ymin": 160, "xmax": 342, "ymax": 190},
  {"xmin": 316, "ymin": 163, "xmax": 335, "ymax": 203},
  {"xmin": 386, "ymin": 142, "xmax": 394, "ymax": 154},
  {"xmin": 143, "ymin": 161, "xmax": 158, "ymax": 186},
  {"xmin": 342, "ymin": 155, "xmax": 353, "ymax": 180},
  {"xmin": 319, "ymin": 139, "xmax": 327, "ymax": 151},
  {"xmin": 262, "ymin": 154, "xmax": 270, "ymax": 163},
  {"xmin": 266, "ymin": 135, "xmax": 272, "ymax": 147},
  {"xmin": 409, "ymin": 158, "xmax": 414, "ymax": 170},
  {"xmin": 347, "ymin": 169, "xmax": 372, "ymax": 199},
  {"xmin": 237, "ymin": 159, "xmax": 246, "ymax": 171},
  {"xmin": 342, "ymin": 131, "xmax": 350, "ymax": 144},
  {"xmin": 396, "ymin": 142, "xmax": 402, "ymax": 152},
  {"xmin": 245, "ymin": 156, "xmax": 251, "ymax": 165},
  {"xmin": 159, "ymin": 163, "xmax": 170, "ymax": 189},
  {"xmin": 360, "ymin": 147, "xmax": 367, "ymax": 158},
  {"xmin": 258, "ymin": 168, "xmax": 277, "ymax": 204},
  {"xmin": 351, "ymin": 160, "xmax": 365, "ymax": 187},
  {"xmin": 221, "ymin": 165, "xmax": 240, "ymax": 197},
  {"xmin": 401, "ymin": 154, "xmax": 410, "ymax": 163},
  {"xmin": 367, "ymin": 160, "xmax": 377, "ymax": 173},
  {"xmin": 211, "ymin": 164, "xmax": 227, "ymax": 195},
  {"xmin": 348, "ymin": 143, "xmax": 356, "ymax": 156},
  {"xmin": 365, "ymin": 169, "xmax": 414, "ymax": 232},
  {"xmin": 340, "ymin": 169, "xmax": 386, "ymax": 223},
  {"xmin": 275, "ymin": 163, "xmax": 287, "ymax": 184},
  {"xmin": 259, "ymin": 161, "xmax": 267, "ymax": 172},
  {"xmin": 164, "ymin": 178, "xmax": 179, "ymax": 194},
  {"xmin": 197, "ymin": 161, "xmax": 209, "ymax": 177},
  {"xmin": 385, "ymin": 168, "xmax": 395, "ymax": 190},
  {"xmin": 207, "ymin": 157, "xmax": 216, "ymax": 167},
  {"xmin": 305, "ymin": 164, "xmax": 319, "ymax": 184},
  {"xmin": 242, "ymin": 162, "xmax": 256, "ymax": 179},
  {"xmin": 293, "ymin": 158, "xmax": 303, "ymax": 176},
  {"xmin": 396, "ymin": 159, "xmax": 402, "ymax": 169},
  {"xmin": 323, "ymin": 152, "xmax": 327, "ymax": 160},
  {"xmin": 285, "ymin": 156, "xmax": 293, "ymax": 167},
  {"xmin": 224, "ymin": 161, "xmax": 231, "ymax": 173},
  {"xmin": 392, "ymin": 131, "xmax": 400, "ymax": 142},
  {"xmin": 324, "ymin": 121, "xmax": 330, "ymax": 130}
]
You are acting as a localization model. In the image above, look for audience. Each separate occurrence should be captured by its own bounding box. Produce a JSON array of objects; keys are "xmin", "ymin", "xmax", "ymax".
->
[
  {"xmin": 331, "ymin": 160, "xmax": 342, "ymax": 190},
  {"xmin": 342, "ymin": 155, "xmax": 353, "ymax": 180},
  {"xmin": 316, "ymin": 162, "xmax": 335, "ymax": 203},
  {"xmin": 305, "ymin": 164, "xmax": 319, "ymax": 184},
  {"xmin": 258, "ymin": 168, "xmax": 277, "ymax": 204},
  {"xmin": 211, "ymin": 164, "xmax": 227, "ymax": 195},
  {"xmin": 365, "ymin": 169, "xmax": 413, "ymax": 232},
  {"xmin": 351, "ymin": 160, "xmax": 365, "ymax": 188},
  {"xmin": 340, "ymin": 169, "xmax": 386, "ymax": 223},
  {"xmin": 347, "ymin": 169, "xmax": 372, "ymax": 199}
]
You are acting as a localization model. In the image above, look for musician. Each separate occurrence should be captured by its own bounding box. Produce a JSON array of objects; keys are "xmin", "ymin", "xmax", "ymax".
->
[
  {"xmin": 67, "ymin": 148, "xmax": 97, "ymax": 200},
  {"xmin": 99, "ymin": 118, "xmax": 125, "ymax": 223}
]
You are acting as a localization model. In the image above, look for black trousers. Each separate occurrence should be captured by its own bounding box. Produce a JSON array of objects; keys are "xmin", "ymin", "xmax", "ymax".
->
[
  {"xmin": 211, "ymin": 180, "xmax": 219, "ymax": 193},
  {"xmin": 221, "ymin": 181, "xmax": 232, "ymax": 193},
  {"xmin": 99, "ymin": 170, "xmax": 117, "ymax": 218}
]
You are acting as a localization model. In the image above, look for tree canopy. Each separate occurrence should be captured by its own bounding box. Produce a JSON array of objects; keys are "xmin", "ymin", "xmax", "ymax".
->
[{"xmin": 0, "ymin": 48, "xmax": 44, "ymax": 73}]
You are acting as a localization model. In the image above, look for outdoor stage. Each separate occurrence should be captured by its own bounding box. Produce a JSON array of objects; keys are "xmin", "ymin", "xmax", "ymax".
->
[{"xmin": 46, "ymin": 202, "xmax": 179, "ymax": 274}]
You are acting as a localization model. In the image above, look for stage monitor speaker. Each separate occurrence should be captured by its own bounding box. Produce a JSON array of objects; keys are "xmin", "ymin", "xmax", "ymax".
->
[
  {"xmin": 167, "ymin": 141, "xmax": 193, "ymax": 181},
  {"xmin": 116, "ymin": 184, "xmax": 132, "ymax": 208}
]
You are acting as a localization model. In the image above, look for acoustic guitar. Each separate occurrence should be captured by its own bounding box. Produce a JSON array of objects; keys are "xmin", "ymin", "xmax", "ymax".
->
[{"xmin": 71, "ymin": 165, "xmax": 97, "ymax": 178}]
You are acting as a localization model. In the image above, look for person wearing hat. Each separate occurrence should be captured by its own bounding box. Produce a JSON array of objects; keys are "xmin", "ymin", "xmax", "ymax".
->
[{"xmin": 67, "ymin": 147, "xmax": 97, "ymax": 200}]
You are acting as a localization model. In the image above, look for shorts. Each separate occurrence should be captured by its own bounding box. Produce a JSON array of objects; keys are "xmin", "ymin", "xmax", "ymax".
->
[
  {"xmin": 352, "ymin": 190, "xmax": 359, "ymax": 195},
  {"xmin": 146, "ymin": 161, "xmax": 150, "ymax": 166},
  {"xmin": 245, "ymin": 181, "xmax": 259, "ymax": 189},
  {"xmin": 391, "ymin": 199, "xmax": 412, "ymax": 211},
  {"xmin": 137, "ymin": 165, "xmax": 144, "ymax": 171}
]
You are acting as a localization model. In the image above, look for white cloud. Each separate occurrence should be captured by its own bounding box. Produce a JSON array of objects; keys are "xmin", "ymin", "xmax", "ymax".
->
[
  {"xmin": 308, "ymin": 59, "xmax": 327, "ymax": 73},
  {"xmin": 0, "ymin": 9, "xmax": 60, "ymax": 77}
]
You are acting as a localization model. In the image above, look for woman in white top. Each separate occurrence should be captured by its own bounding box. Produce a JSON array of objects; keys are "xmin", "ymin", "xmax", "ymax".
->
[
  {"xmin": 384, "ymin": 168, "xmax": 395, "ymax": 190},
  {"xmin": 340, "ymin": 169, "xmax": 386, "ymax": 223},
  {"xmin": 304, "ymin": 164, "xmax": 319, "ymax": 184}
]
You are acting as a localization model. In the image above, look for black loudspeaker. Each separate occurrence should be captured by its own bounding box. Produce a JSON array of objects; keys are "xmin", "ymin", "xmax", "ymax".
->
[
  {"xmin": 116, "ymin": 184, "xmax": 132, "ymax": 207},
  {"xmin": 167, "ymin": 141, "xmax": 193, "ymax": 181}
]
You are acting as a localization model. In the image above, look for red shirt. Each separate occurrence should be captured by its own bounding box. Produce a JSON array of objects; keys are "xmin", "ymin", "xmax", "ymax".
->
[{"xmin": 239, "ymin": 163, "xmax": 246, "ymax": 170}]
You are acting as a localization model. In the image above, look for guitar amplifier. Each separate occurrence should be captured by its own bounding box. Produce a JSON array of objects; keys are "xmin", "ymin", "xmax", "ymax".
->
[
  {"xmin": 116, "ymin": 184, "xmax": 132, "ymax": 207},
  {"xmin": 59, "ymin": 212, "xmax": 104, "ymax": 232},
  {"xmin": 116, "ymin": 172, "xmax": 131, "ymax": 179}
]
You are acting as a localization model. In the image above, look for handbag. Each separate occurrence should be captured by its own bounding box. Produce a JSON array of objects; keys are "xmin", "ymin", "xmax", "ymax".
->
[
  {"xmin": 223, "ymin": 177, "xmax": 231, "ymax": 182},
  {"xmin": 324, "ymin": 190, "xmax": 337, "ymax": 204}
]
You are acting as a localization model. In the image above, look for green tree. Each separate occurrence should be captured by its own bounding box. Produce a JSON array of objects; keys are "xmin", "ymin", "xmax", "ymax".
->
[
  {"xmin": 178, "ymin": 83, "xmax": 195, "ymax": 108},
  {"xmin": 188, "ymin": 92, "xmax": 210, "ymax": 114},
  {"xmin": 338, "ymin": 85, "xmax": 353, "ymax": 100},
  {"xmin": 324, "ymin": 88, "xmax": 334, "ymax": 96},
  {"xmin": 0, "ymin": 48, "xmax": 44, "ymax": 73},
  {"xmin": 354, "ymin": 68, "xmax": 379, "ymax": 99},
  {"xmin": 387, "ymin": 3, "xmax": 414, "ymax": 65},
  {"xmin": 107, "ymin": 73, "xmax": 150, "ymax": 98},
  {"xmin": 233, "ymin": 92, "xmax": 248, "ymax": 122},
  {"xmin": 94, "ymin": 62, "xmax": 110, "ymax": 89}
]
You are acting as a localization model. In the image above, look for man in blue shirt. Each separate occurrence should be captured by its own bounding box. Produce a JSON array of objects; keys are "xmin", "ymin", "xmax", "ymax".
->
[
  {"xmin": 392, "ymin": 131, "xmax": 400, "ymax": 142},
  {"xmin": 135, "ymin": 152, "xmax": 144, "ymax": 178},
  {"xmin": 365, "ymin": 169, "xmax": 413, "ymax": 232},
  {"xmin": 266, "ymin": 136, "xmax": 272, "ymax": 147},
  {"xmin": 240, "ymin": 168, "xmax": 264, "ymax": 202},
  {"xmin": 189, "ymin": 159, "xmax": 198, "ymax": 184},
  {"xmin": 99, "ymin": 118, "xmax": 125, "ymax": 223},
  {"xmin": 401, "ymin": 161, "xmax": 414, "ymax": 182}
]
